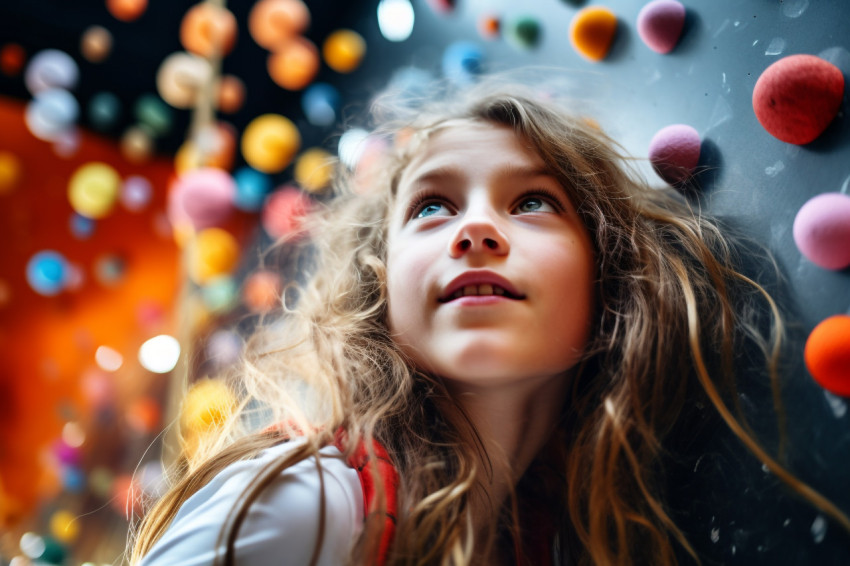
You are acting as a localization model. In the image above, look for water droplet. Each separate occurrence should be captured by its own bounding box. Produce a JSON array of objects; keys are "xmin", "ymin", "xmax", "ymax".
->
[
  {"xmin": 824, "ymin": 391, "xmax": 847, "ymax": 418},
  {"xmin": 765, "ymin": 37, "xmax": 786, "ymax": 56},
  {"xmin": 711, "ymin": 528, "xmax": 720, "ymax": 543},
  {"xmin": 765, "ymin": 161, "xmax": 785, "ymax": 176},
  {"xmin": 811, "ymin": 514, "xmax": 827, "ymax": 543},
  {"xmin": 782, "ymin": 0, "xmax": 809, "ymax": 18}
]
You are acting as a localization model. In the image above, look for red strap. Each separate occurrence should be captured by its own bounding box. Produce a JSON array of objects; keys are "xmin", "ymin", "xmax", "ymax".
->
[{"xmin": 334, "ymin": 430, "xmax": 398, "ymax": 566}]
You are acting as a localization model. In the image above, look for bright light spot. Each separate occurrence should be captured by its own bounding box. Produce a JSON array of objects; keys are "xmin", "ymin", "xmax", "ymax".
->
[
  {"xmin": 62, "ymin": 421, "xmax": 86, "ymax": 447},
  {"xmin": 338, "ymin": 128, "xmax": 370, "ymax": 169},
  {"xmin": 20, "ymin": 532, "xmax": 46, "ymax": 559},
  {"xmin": 138, "ymin": 334, "xmax": 180, "ymax": 373},
  {"xmin": 95, "ymin": 345, "xmax": 123, "ymax": 372},
  {"xmin": 378, "ymin": 0, "xmax": 415, "ymax": 42}
]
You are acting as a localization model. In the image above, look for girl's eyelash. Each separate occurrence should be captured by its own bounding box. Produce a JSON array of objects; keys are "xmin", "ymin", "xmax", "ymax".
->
[
  {"xmin": 406, "ymin": 187, "xmax": 565, "ymax": 219},
  {"xmin": 515, "ymin": 188, "xmax": 566, "ymax": 212},
  {"xmin": 407, "ymin": 190, "xmax": 452, "ymax": 219}
]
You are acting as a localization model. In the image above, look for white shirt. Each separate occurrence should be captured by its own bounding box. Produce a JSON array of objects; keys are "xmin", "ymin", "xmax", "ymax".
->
[{"xmin": 139, "ymin": 442, "xmax": 364, "ymax": 566}]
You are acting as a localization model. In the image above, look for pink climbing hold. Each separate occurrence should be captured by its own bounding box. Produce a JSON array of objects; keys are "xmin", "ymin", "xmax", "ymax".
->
[
  {"xmin": 793, "ymin": 193, "xmax": 850, "ymax": 270},
  {"xmin": 648, "ymin": 124, "xmax": 700, "ymax": 186},
  {"xmin": 753, "ymin": 54, "xmax": 844, "ymax": 145},
  {"xmin": 637, "ymin": 0, "xmax": 686, "ymax": 54}
]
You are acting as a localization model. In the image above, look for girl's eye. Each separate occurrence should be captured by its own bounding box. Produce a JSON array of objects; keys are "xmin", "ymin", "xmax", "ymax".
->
[
  {"xmin": 414, "ymin": 200, "xmax": 451, "ymax": 219},
  {"xmin": 515, "ymin": 195, "xmax": 557, "ymax": 214}
]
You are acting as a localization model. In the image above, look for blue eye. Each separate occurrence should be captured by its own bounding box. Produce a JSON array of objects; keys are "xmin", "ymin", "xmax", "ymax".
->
[
  {"xmin": 515, "ymin": 195, "xmax": 556, "ymax": 214},
  {"xmin": 416, "ymin": 202, "xmax": 447, "ymax": 218}
]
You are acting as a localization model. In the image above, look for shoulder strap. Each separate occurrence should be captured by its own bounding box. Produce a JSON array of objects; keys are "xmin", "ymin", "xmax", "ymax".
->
[{"xmin": 334, "ymin": 430, "xmax": 398, "ymax": 566}]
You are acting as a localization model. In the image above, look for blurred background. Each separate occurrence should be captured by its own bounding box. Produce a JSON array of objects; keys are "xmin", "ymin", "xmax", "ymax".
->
[{"xmin": 1, "ymin": 0, "xmax": 849, "ymax": 564}]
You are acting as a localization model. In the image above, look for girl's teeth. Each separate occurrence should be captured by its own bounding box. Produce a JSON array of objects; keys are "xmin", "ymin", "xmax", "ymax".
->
[{"xmin": 452, "ymin": 284, "xmax": 506, "ymax": 298}]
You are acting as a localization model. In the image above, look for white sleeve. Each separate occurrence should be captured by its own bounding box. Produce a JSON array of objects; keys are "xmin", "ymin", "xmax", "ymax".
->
[{"xmin": 139, "ymin": 442, "xmax": 364, "ymax": 566}]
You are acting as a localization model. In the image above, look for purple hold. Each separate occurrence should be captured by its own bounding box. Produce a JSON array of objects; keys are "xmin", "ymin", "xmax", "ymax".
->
[
  {"xmin": 637, "ymin": 0, "xmax": 686, "ymax": 54},
  {"xmin": 648, "ymin": 124, "xmax": 701, "ymax": 186}
]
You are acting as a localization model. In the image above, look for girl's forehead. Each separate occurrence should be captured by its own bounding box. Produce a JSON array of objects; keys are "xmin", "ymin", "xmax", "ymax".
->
[{"xmin": 397, "ymin": 120, "xmax": 540, "ymax": 183}]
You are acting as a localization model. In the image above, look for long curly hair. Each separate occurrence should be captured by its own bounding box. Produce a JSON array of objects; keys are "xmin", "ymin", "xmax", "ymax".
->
[{"xmin": 131, "ymin": 80, "xmax": 849, "ymax": 566}]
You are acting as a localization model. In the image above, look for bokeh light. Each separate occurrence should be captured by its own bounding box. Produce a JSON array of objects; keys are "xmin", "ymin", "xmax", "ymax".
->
[{"xmin": 138, "ymin": 334, "xmax": 181, "ymax": 374}]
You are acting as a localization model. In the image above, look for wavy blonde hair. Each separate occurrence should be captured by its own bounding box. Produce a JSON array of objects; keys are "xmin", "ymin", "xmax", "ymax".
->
[{"xmin": 131, "ymin": 80, "xmax": 849, "ymax": 566}]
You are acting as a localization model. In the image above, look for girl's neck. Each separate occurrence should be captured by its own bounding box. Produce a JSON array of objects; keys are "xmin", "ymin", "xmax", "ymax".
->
[{"xmin": 443, "ymin": 373, "xmax": 570, "ymax": 533}]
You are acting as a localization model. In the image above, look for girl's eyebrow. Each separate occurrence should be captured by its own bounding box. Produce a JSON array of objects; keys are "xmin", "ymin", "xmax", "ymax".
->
[{"xmin": 406, "ymin": 163, "xmax": 556, "ymax": 189}]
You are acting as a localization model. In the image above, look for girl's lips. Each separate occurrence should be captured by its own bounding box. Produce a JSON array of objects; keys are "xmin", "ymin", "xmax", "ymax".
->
[
  {"xmin": 438, "ymin": 271, "xmax": 525, "ymax": 302},
  {"xmin": 446, "ymin": 294, "xmax": 515, "ymax": 306}
]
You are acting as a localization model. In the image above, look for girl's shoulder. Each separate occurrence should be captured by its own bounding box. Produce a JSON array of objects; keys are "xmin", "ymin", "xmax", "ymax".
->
[{"xmin": 139, "ymin": 440, "xmax": 364, "ymax": 566}]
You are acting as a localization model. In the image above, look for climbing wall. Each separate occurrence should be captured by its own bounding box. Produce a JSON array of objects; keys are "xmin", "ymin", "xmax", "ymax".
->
[{"xmin": 0, "ymin": 1, "xmax": 848, "ymax": 564}]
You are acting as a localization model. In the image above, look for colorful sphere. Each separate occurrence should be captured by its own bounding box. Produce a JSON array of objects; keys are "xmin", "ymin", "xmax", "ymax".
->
[
  {"xmin": 189, "ymin": 227, "xmax": 240, "ymax": 284},
  {"xmin": 805, "ymin": 315, "xmax": 850, "ymax": 396},
  {"xmin": 206, "ymin": 329, "xmax": 243, "ymax": 368},
  {"xmin": 26, "ymin": 250, "xmax": 69, "ymax": 296},
  {"xmin": 171, "ymin": 168, "xmax": 236, "ymax": 229},
  {"xmin": 134, "ymin": 94, "xmax": 172, "ymax": 138},
  {"xmin": 442, "ymin": 41, "xmax": 484, "ymax": 85},
  {"xmin": 323, "ymin": 29, "xmax": 366, "ymax": 73},
  {"xmin": 302, "ymin": 82, "xmax": 340, "ymax": 127},
  {"xmin": 241, "ymin": 114, "xmax": 301, "ymax": 173},
  {"xmin": 426, "ymin": 0, "xmax": 455, "ymax": 14},
  {"xmin": 637, "ymin": 0, "xmax": 686, "ymax": 54},
  {"xmin": 648, "ymin": 124, "xmax": 701, "ymax": 185},
  {"xmin": 69, "ymin": 213, "xmax": 96, "ymax": 240},
  {"xmin": 242, "ymin": 270, "xmax": 282, "ymax": 313},
  {"xmin": 793, "ymin": 193, "xmax": 850, "ymax": 270},
  {"xmin": 0, "ymin": 43, "xmax": 26, "ymax": 76},
  {"xmin": 506, "ymin": 16, "xmax": 542, "ymax": 51},
  {"xmin": 180, "ymin": 3, "xmax": 238, "ymax": 58},
  {"xmin": 233, "ymin": 166, "xmax": 273, "ymax": 211},
  {"xmin": 49, "ymin": 509, "xmax": 80, "ymax": 543},
  {"xmin": 107, "ymin": 0, "xmax": 148, "ymax": 22},
  {"xmin": 156, "ymin": 52, "xmax": 212, "ymax": 109},
  {"xmin": 0, "ymin": 151, "xmax": 22, "ymax": 194},
  {"xmin": 753, "ymin": 54, "xmax": 844, "ymax": 145},
  {"xmin": 175, "ymin": 122, "xmax": 237, "ymax": 173},
  {"xmin": 120, "ymin": 175, "xmax": 153, "ymax": 211},
  {"xmin": 200, "ymin": 276, "xmax": 238, "ymax": 313},
  {"xmin": 478, "ymin": 14, "xmax": 501, "ymax": 40},
  {"xmin": 216, "ymin": 75, "xmax": 245, "ymax": 113},
  {"xmin": 87, "ymin": 91, "xmax": 122, "ymax": 132},
  {"xmin": 81, "ymin": 25, "xmax": 113, "ymax": 63},
  {"xmin": 261, "ymin": 186, "xmax": 311, "ymax": 240},
  {"xmin": 25, "ymin": 49, "xmax": 78, "ymax": 94},
  {"xmin": 267, "ymin": 37, "xmax": 320, "ymax": 90},
  {"xmin": 570, "ymin": 6, "xmax": 618, "ymax": 62},
  {"xmin": 68, "ymin": 162, "xmax": 120, "ymax": 219},
  {"xmin": 25, "ymin": 88, "xmax": 79, "ymax": 141},
  {"xmin": 294, "ymin": 147, "xmax": 334, "ymax": 193},
  {"xmin": 120, "ymin": 126, "xmax": 154, "ymax": 164},
  {"xmin": 249, "ymin": 0, "xmax": 310, "ymax": 50},
  {"xmin": 181, "ymin": 378, "xmax": 236, "ymax": 433}
]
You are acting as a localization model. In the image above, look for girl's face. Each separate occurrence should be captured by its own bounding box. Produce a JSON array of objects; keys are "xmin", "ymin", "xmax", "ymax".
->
[{"xmin": 386, "ymin": 121, "xmax": 596, "ymax": 390}]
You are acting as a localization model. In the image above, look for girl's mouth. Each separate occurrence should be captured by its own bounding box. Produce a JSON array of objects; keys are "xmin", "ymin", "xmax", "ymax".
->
[{"xmin": 439, "ymin": 284, "xmax": 523, "ymax": 302}]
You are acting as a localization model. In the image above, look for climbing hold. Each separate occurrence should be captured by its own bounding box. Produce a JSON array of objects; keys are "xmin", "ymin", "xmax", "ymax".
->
[
  {"xmin": 805, "ymin": 315, "xmax": 850, "ymax": 397},
  {"xmin": 793, "ymin": 192, "xmax": 850, "ymax": 270},
  {"xmin": 752, "ymin": 54, "xmax": 844, "ymax": 145},
  {"xmin": 637, "ymin": 0, "xmax": 686, "ymax": 54},
  {"xmin": 570, "ymin": 6, "xmax": 618, "ymax": 62},
  {"xmin": 648, "ymin": 124, "xmax": 700, "ymax": 185}
]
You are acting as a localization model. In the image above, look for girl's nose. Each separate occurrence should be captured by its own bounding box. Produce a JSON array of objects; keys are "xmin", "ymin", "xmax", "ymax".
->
[{"xmin": 448, "ymin": 215, "xmax": 510, "ymax": 258}]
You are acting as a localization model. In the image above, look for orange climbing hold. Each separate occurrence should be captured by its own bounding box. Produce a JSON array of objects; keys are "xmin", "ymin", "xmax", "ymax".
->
[
  {"xmin": 805, "ymin": 315, "xmax": 850, "ymax": 396},
  {"xmin": 569, "ymin": 6, "xmax": 618, "ymax": 62}
]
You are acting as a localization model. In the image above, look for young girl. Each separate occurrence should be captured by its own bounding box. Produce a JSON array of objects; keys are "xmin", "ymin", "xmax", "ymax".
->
[{"xmin": 131, "ymin": 80, "xmax": 849, "ymax": 565}]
